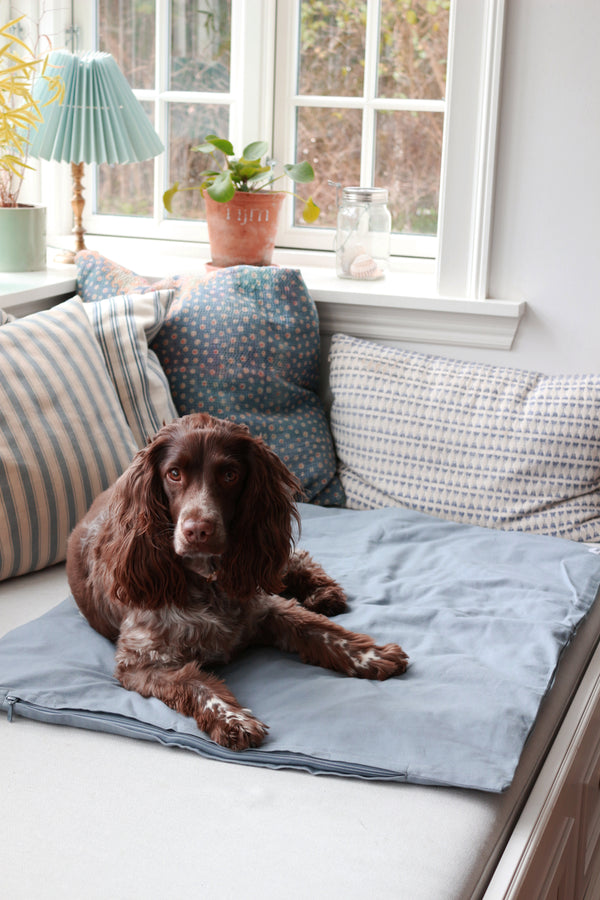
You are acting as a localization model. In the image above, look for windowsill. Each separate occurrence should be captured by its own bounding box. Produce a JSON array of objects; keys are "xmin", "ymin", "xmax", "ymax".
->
[
  {"xmin": 0, "ymin": 261, "xmax": 77, "ymax": 317},
  {"xmin": 2, "ymin": 236, "xmax": 525, "ymax": 350}
]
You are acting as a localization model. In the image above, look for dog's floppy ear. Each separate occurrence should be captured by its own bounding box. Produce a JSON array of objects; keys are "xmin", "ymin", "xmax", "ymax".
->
[
  {"xmin": 218, "ymin": 432, "xmax": 301, "ymax": 599},
  {"xmin": 107, "ymin": 425, "xmax": 187, "ymax": 608}
]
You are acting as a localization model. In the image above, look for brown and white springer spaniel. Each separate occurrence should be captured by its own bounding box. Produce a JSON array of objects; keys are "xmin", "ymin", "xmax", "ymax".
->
[{"xmin": 67, "ymin": 414, "xmax": 408, "ymax": 750}]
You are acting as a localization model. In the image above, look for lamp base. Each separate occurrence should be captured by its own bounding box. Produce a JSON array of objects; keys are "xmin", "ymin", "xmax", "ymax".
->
[{"xmin": 57, "ymin": 161, "xmax": 88, "ymax": 265}]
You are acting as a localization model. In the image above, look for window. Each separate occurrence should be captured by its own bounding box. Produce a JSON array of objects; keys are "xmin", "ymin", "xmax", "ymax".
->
[
  {"xmin": 274, "ymin": 1, "xmax": 449, "ymax": 257},
  {"xmin": 70, "ymin": 0, "xmax": 450, "ymax": 260},
  {"xmin": 33, "ymin": 0, "xmax": 509, "ymax": 312}
]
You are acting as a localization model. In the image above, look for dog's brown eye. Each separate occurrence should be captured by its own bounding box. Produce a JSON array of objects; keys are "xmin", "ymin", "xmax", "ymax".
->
[
  {"xmin": 222, "ymin": 469, "xmax": 239, "ymax": 484},
  {"xmin": 167, "ymin": 467, "xmax": 181, "ymax": 482}
]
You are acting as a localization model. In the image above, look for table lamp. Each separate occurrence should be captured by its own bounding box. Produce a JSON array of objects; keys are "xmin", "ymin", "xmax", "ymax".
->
[{"xmin": 30, "ymin": 49, "xmax": 164, "ymax": 263}]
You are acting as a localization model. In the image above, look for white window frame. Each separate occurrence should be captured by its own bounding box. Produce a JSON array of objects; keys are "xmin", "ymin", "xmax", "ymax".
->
[
  {"xmin": 72, "ymin": 0, "xmax": 447, "ymax": 259},
  {"xmin": 437, "ymin": 0, "xmax": 507, "ymax": 300},
  {"xmin": 272, "ymin": 0, "xmax": 443, "ymax": 259},
  {"xmin": 78, "ymin": 0, "xmax": 276, "ymax": 247},
  {"xmin": 31, "ymin": 0, "xmax": 521, "ymax": 348}
]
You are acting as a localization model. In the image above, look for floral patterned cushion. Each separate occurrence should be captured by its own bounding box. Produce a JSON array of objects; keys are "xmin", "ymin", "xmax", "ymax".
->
[
  {"xmin": 75, "ymin": 249, "xmax": 179, "ymax": 299},
  {"xmin": 76, "ymin": 252, "xmax": 343, "ymax": 505}
]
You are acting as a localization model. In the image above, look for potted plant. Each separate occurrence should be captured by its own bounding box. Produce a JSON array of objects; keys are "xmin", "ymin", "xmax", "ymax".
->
[
  {"xmin": 163, "ymin": 134, "xmax": 319, "ymax": 267},
  {"xmin": 0, "ymin": 15, "xmax": 63, "ymax": 271}
]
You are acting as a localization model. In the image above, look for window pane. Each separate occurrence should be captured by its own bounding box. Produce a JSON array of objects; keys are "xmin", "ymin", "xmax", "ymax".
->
[
  {"xmin": 170, "ymin": 0, "xmax": 231, "ymax": 92},
  {"xmin": 378, "ymin": 0, "xmax": 450, "ymax": 100},
  {"xmin": 165, "ymin": 103, "xmax": 230, "ymax": 219},
  {"xmin": 96, "ymin": 102, "xmax": 155, "ymax": 216},
  {"xmin": 375, "ymin": 110, "xmax": 443, "ymax": 234},
  {"xmin": 98, "ymin": 0, "xmax": 155, "ymax": 89},
  {"xmin": 97, "ymin": 160, "xmax": 154, "ymax": 216},
  {"xmin": 295, "ymin": 107, "xmax": 362, "ymax": 228},
  {"xmin": 297, "ymin": 1, "xmax": 366, "ymax": 97}
]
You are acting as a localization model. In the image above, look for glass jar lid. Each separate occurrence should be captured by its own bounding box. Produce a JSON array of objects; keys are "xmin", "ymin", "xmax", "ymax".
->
[{"xmin": 341, "ymin": 186, "xmax": 389, "ymax": 204}]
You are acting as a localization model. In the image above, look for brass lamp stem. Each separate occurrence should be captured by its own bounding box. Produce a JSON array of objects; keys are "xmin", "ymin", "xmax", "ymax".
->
[{"xmin": 54, "ymin": 161, "xmax": 87, "ymax": 265}]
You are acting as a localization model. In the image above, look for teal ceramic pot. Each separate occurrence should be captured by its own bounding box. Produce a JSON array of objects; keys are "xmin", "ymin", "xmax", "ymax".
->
[{"xmin": 0, "ymin": 204, "xmax": 46, "ymax": 272}]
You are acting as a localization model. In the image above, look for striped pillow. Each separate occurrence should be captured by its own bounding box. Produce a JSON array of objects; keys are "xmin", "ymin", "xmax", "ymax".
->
[
  {"xmin": 329, "ymin": 333, "xmax": 600, "ymax": 541},
  {"xmin": 0, "ymin": 297, "xmax": 138, "ymax": 581},
  {"xmin": 81, "ymin": 290, "xmax": 178, "ymax": 447}
]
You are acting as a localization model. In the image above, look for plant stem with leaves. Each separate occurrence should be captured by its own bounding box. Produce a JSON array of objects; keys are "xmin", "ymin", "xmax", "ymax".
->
[{"xmin": 0, "ymin": 15, "xmax": 63, "ymax": 207}]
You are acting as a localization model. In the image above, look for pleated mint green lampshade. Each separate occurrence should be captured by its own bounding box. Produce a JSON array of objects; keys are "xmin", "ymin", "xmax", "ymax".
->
[{"xmin": 30, "ymin": 49, "xmax": 164, "ymax": 164}]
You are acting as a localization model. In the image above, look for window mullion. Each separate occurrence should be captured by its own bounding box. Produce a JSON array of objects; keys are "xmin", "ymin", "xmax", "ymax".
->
[
  {"xmin": 436, "ymin": 0, "xmax": 507, "ymax": 299},
  {"xmin": 360, "ymin": 0, "xmax": 381, "ymax": 185},
  {"xmin": 152, "ymin": 0, "xmax": 169, "ymax": 228},
  {"xmin": 231, "ymin": 0, "xmax": 275, "ymax": 150},
  {"xmin": 272, "ymin": 0, "xmax": 302, "ymax": 239}
]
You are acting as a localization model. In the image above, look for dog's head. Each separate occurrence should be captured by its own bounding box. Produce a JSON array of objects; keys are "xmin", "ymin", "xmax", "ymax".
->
[{"xmin": 115, "ymin": 414, "xmax": 301, "ymax": 602}]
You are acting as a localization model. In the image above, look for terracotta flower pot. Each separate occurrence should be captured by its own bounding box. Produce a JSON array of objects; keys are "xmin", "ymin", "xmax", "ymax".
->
[{"xmin": 204, "ymin": 190, "xmax": 285, "ymax": 267}]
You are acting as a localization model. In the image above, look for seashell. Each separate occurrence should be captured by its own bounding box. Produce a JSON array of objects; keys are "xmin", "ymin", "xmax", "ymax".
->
[
  {"xmin": 349, "ymin": 253, "xmax": 384, "ymax": 280},
  {"xmin": 340, "ymin": 243, "xmax": 366, "ymax": 275}
]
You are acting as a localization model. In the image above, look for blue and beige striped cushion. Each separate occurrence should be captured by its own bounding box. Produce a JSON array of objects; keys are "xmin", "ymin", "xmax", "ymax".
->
[
  {"xmin": 0, "ymin": 297, "xmax": 138, "ymax": 581},
  {"xmin": 81, "ymin": 290, "xmax": 178, "ymax": 447},
  {"xmin": 329, "ymin": 333, "xmax": 600, "ymax": 541}
]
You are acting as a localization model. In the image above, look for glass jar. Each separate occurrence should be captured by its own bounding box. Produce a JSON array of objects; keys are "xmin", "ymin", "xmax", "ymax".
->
[{"xmin": 334, "ymin": 186, "xmax": 391, "ymax": 280}]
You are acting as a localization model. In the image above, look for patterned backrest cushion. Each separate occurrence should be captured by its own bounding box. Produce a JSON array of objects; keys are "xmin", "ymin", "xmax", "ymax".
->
[
  {"xmin": 0, "ymin": 298, "xmax": 137, "ymax": 581},
  {"xmin": 76, "ymin": 252, "xmax": 343, "ymax": 505},
  {"xmin": 81, "ymin": 290, "xmax": 178, "ymax": 447},
  {"xmin": 153, "ymin": 266, "xmax": 344, "ymax": 505},
  {"xmin": 329, "ymin": 333, "xmax": 600, "ymax": 540},
  {"xmin": 75, "ymin": 249, "xmax": 178, "ymax": 298}
]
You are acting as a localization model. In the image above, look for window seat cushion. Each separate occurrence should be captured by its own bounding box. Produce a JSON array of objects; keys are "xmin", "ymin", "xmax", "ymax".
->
[{"xmin": 1, "ymin": 502, "xmax": 599, "ymax": 792}]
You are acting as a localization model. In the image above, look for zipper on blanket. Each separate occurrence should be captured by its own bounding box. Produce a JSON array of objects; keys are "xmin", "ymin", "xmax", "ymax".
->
[
  {"xmin": 5, "ymin": 695, "xmax": 17, "ymax": 722},
  {"xmin": 3, "ymin": 696, "xmax": 153, "ymax": 733},
  {"xmin": 2, "ymin": 696, "xmax": 186, "ymax": 746},
  {"xmin": 2, "ymin": 696, "xmax": 398, "ymax": 780}
]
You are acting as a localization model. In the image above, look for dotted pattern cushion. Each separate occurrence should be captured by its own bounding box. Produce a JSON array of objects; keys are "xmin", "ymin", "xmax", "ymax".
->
[
  {"xmin": 153, "ymin": 266, "xmax": 344, "ymax": 505},
  {"xmin": 81, "ymin": 290, "xmax": 178, "ymax": 448},
  {"xmin": 75, "ymin": 249, "xmax": 212, "ymax": 309},
  {"xmin": 75, "ymin": 249, "xmax": 179, "ymax": 298},
  {"xmin": 76, "ymin": 252, "xmax": 343, "ymax": 505},
  {"xmin": 0, "ymin": 298, "xmax": 137, "ymax": 581},
  {"xmin": 329, "ymin": 333, "xmax": 600, "ymax": 540}
]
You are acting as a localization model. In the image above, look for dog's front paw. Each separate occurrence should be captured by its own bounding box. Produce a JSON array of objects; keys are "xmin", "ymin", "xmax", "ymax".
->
[
  {"xmin": 350, "ymin": 641, "xmax": 409, "ymax": 680},
  {"xmin": 301, "ymin": 584, "xmax": 348, "ymax": 617},
  {"xmin": 207, "ymin": 708, "xmax": 269, "ymax": 751}
]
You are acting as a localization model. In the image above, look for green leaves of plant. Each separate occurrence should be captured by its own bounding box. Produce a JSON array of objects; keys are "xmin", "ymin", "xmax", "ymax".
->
[
  {"xmin": 242, "ymin": 140, "xmax": 268, "ymax": 160},
  {"xmin": 195, "ymin": 135, "xmax": 234, "ymax": 156},
  {"xmin": 162, "ymin": 181, "xmax": 179, "ymax": 213},
  {"xmin": 205, "ymin": 171, "xmax": 235, "ymax": 202},
  {"xmin": 163, "ymin": 134, "xmax": 320, "ymax": 222},
  {"xmin": 283, "ymin": 160, "xmax": 315, "ymax": 183}
]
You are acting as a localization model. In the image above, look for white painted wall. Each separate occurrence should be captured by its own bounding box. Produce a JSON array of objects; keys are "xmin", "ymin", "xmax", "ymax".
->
[{"xmin": 400, "ymin": 0, "xmax": 600, "ymax": 375}]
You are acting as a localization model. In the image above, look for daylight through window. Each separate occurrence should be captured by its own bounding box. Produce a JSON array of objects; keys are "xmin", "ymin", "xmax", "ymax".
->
[{"xmin": 90, "ymin": 0, "xmax": 449, "ymax": 257}]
